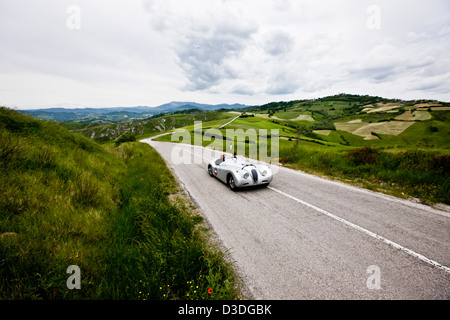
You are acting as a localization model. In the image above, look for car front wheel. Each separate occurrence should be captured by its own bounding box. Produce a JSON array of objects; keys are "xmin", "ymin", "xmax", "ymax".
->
[
  {"xmin": 208, "ymin": 165, "xmax": 214, "ymax": 177},
  {"xmin": 227, "ymin": 174, "xmax": 237, "ymax": 191}
]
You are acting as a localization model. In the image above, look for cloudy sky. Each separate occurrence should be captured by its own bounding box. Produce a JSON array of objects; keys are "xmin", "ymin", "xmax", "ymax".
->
[{"xmin": 1, "ymin": 0, "xmax": 449, "ymax": 109}]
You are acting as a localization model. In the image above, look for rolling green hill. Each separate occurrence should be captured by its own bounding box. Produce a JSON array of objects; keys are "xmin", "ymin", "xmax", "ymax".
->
[
  {"xmin": 0, "ymin": 107, "xmax": 239, "ymax": 299},
  {"xmin": 61, "ymin": 110, "xmax": 235, "ymax": 143},
  {"xmin": 153, "ymin": 94, "xmax": 450, "ymax": 204},
  {"xmin": 18, "ymin": 102, "xmax": 247, "ymax": 123}
]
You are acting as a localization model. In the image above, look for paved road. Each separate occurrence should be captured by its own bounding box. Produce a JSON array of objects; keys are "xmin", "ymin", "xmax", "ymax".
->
[{"xmin": 141, "ymin": 139, "xmax": 450, "ymax": 299}]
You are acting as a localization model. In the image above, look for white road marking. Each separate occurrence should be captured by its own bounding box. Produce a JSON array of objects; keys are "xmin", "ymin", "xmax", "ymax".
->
[
  {"xmin": 268, "ymin": 186, "xmax": 450, "ymax": 275},
  {"xmin": 146, "ymin": 141, "xmax": 450, "ymax": 275},
  {"xmin": 219, "ymin": 115, "xmax": 240, "ymax": 128}
]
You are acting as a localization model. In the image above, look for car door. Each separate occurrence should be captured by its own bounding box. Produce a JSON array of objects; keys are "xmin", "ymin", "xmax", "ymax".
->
[{"xmin": 216, "ymin": 161, "xmax": 229, "ymax": 183}]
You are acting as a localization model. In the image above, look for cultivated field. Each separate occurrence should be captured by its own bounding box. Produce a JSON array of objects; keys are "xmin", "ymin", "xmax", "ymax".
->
[
  {"xmin": 151, "ymin": 94, "xmax": 449, "ymax": 204},
  {"xmin": 396, "ymin": 110, "xmax": 432, "ymax": 121},
  {"xmin": 22, "ymin": 94, "xmax": 450, "ymax": 205},
  {"xmin": 336, "ymin": 120, "xmax": 416, "ymax": 140}
]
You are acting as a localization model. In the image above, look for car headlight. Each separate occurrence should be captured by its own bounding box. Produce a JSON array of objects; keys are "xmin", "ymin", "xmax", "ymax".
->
[
  {"xmin": 243, "ymin": 172, "xmax": 249, "ymax": 179},
  {"xmin": 261, "ymin": 170, "xmax": 267, "ymax": 176}
]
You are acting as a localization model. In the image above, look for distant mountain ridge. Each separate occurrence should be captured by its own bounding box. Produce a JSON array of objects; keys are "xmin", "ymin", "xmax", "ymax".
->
[
  {"xmin": 20, "ymin": 102, "xmax": 248, "ymax": 113},
  {"xmin": 18, "ymin": 102, "xmax": 249, "ymax": 122},
  {"xmin": 153, "ymin": 101, "xmax": 248, "ymax": 113}
]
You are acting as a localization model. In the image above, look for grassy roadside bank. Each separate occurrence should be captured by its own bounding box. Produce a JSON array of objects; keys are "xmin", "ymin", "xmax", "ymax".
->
[
  {"xmin": 279, "ymin": 142, "xmax": 449, "ymax": 205},
  {"xmin": 0, "ymin": 107, "xmax": 240, "ymax": 299},
  {"xmin": 103, "ymin": 142, "xmax": 239, "ymax": 300}
]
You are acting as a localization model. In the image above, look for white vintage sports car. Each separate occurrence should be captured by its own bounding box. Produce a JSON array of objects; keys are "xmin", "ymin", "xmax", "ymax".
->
[{"xmin": 208, "ymin": 154, "xmax": 273, "ymax": 190}]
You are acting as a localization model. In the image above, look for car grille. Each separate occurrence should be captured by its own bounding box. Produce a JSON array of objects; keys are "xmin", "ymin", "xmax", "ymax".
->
[{"xmin": 251, "ymin": 169, "xmax": 258, "ymax": 182}]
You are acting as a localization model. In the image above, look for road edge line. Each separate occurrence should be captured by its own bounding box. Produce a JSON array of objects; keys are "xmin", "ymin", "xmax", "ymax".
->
[{"xmin": 268, "ymin": 186, "xmax": 450, "ymax": 275}]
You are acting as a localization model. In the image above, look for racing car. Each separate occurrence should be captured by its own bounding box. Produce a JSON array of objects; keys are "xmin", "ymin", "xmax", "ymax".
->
[{"xmin": 207, "ymin": 153, "xmax": 273, "ymax": 190}]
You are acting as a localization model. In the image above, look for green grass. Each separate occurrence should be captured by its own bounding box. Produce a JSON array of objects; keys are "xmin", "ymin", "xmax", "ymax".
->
[
  {"xmin": 105, "ymin": 142, "xmax": 238, "ymax": 300},
  {"xmin": 155, "ymin": 108, "xmax": 450, "ymax": 204},
  {"xmin": 63, "ymin": 111, "xmax": 235, "ymax": 143},
  {"xmin": 84, "ymin": 94, "xmax": 449, "ymax": 205},
  {"xmin": 272, "ymin": 111, "xmax": 313, "ymax": 120},
  {"xmin": 223, "ymin": 117, "xmax": 297, "ymax": 137},
  {"xmin": 0, "ymin": 107, "xmax": 240, "ymax": 299},
  {"xmin": 279, "ymin": 141, "xmax": 449, "ymax": 204}
]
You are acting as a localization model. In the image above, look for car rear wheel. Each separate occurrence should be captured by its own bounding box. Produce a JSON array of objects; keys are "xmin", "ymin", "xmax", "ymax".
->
[
  {"xmin": 208, "ymin": 165, "xmax": 214, "ymax": 177},
  {"xmin": 227, "ymin": 174, "xmax": 237, "ymax": 191}
]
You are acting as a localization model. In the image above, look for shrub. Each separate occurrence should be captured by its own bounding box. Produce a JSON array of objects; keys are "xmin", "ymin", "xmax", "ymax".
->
[
  {"xmin": 0, "ymin": 129, "xmax": 25, "ymax": 167},
  {"xmin": 73, "ymin": 173, "xmax": 100, "ymax": 208},
  {"xmin": 347, "ymin": 146, "xmax": 380, "ymax": 166},
  {"xmin": 115, "ymin": 133, "xmax": 137, "ymax": 147},
  {"xmin": 396, "ymin": 150, "xmax": 430, "ymax": 171},
  {"xmin": 431, "ymin": 154, "xmax": 450, "ymax": 174},
  {"xmin": 311, "ymin": 120, "xmax": 336, "ymax": 131},
  {"xmin": 371, "ymin": 131, "xmax": 382, "ymax": 139}
]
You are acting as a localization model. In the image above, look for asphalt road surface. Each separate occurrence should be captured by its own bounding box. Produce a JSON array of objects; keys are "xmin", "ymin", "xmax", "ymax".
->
[{"xmin": 141, "ymin": 138, "xmax": 450, "ymax": 300}]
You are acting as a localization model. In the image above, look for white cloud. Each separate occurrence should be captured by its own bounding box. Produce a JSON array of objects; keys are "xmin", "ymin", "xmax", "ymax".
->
[
  {"xmin": 263, "ymin": 30, "xmax": 294, "ymax": 56},
  {"xmin": 0, "ymin": 0, "xmax": 449, "ymax": 109}
]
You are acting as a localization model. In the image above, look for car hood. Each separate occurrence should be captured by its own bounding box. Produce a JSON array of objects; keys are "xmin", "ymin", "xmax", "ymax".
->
[{"xmin": 222, "ymin": 158, "xmax": 268, "ymax": 171}]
